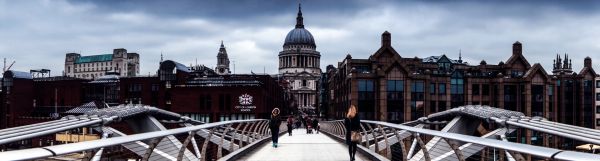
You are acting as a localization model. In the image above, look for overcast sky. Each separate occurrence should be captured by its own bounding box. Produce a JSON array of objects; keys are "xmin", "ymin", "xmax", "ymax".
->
[{"xmin": 2, "ymin": 0, "xmax": 600, "ymax": 75}]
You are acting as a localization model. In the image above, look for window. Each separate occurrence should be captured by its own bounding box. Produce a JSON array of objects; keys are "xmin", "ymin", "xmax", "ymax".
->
[
  {"xmin": 597, "ymin": 119, "xmax": 600, "ymax": 125},
  {"xmin": 597, "ymin": 93, "xmax": 600, "ymax": 101},
  {"xmin": 451, "ymin": 72, "xmax": 464, "ymax": 107},
  {"xmin": 430, "ymin": 83, "xmax": 436, "ymax": 95},
  {"xmin": 411, "ymin": 81, "xmax": 425, "ymax": 120},
  {"xmin": 199, "ymin": 94, "xmax": 212, "ymax": 110},
  {"xmin": 472, "ymin": 84, "xmax": 480, "ymax": 95},
  {"xmin": 355, "ymin": 65, "xmax": 371, "ymax": 73},
  {"xmin": 596, "ymin": 80, "xmax": 600, "ymax": 88},
  {"xmin": 358, "ymin": 79, "xmax": 375, "ymax": 119},
  {"xmin": 596, "ymin": 106, "xmax": 600, "ymax": 113},
  {"xmin": 482, "ymin": 84, "xmax": 490, "ymax": 96},
  {"xmin": 152, "ymin": 84, "xmax": 159, "ymax": 92},
  {"xmin": 511, "ymin": 70, "xmax": 523, "ymax": 77},
  {"xmin": 439, "ymin": 83, "xmax": 446, "ymax": 95},
  {"xmin": 219, "ymin": 94, "xmax": 225, "ymax": 110},
  {"xmin": 302, "ymin": 80, "xmax": 307, "ymax": 87}
]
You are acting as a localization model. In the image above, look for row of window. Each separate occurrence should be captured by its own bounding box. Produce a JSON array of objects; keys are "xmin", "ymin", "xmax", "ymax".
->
[
  {"xmin": 76, "ymin": 61, "xmax": 113, "ymax": 67},
  {"xmin": 75, "ymin": 67, "xmax": 119, "ymax": 73},
  {"xmin": 280, "ymin": 55, "xmax": 319, "ymax": 68}
]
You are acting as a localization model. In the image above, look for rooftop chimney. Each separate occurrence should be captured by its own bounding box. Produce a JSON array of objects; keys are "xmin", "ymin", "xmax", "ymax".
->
[{"xmin": 382, "ymin": 31, "xmax": 391, "ymax": 47}]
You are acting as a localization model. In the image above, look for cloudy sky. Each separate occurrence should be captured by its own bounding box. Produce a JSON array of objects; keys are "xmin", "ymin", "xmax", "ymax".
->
[{"xmin": 2, "ymin": 0, "xmax": 600, "ymax": 75}]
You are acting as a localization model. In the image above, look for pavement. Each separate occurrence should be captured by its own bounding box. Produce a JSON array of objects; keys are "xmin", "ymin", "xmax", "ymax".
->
[{"xmin": 238, "ymin": 128, "xmax": 370, "ymax": 161}]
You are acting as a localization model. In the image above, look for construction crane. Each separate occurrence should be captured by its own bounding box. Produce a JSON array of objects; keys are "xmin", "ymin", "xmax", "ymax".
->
[{"xmin": 3, "ymin": 58, "xmax": 15, "ymax": 72}]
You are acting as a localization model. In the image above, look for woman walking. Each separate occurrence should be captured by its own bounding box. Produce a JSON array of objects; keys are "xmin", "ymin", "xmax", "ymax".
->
[
  {"xmin": 269, "ymin": 108, "xmax": 281, "ymax": 148},
  {"xmin": 287, "ymin": 116, "xmax": 293, "ymax": 136},
  {"xmin": 344, "ymin": 105, "xmax": 361, "ymax": 161}
]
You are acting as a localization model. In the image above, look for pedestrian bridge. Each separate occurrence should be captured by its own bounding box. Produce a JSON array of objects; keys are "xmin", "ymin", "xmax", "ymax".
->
[{"xmin": 0, "ymin": 105, "xmax": 599, "ymax": 161}]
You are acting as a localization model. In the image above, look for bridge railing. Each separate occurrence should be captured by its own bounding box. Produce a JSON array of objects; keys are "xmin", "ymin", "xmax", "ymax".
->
[
  {"xmin": 0, "ymin": 119, "xmax": 277, "ymax": 161},
  {"xmin": 320, "ymin": 120, "xmax": 599, "ymax": 161}
]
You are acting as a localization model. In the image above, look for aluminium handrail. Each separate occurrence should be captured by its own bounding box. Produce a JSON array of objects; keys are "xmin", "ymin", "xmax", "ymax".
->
[
  {"xmin": 323, "ymin": 120, "xmax": 600, "ymax": 161},
  {"xmin": 0, "ymin": 119, "xmax": 268, "ymax": 161}
]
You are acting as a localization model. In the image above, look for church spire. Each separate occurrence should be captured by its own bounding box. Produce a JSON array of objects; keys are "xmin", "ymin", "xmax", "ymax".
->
[{"xmin": 295, "ymin": 3, "xmax": 304, "ymax": 28}]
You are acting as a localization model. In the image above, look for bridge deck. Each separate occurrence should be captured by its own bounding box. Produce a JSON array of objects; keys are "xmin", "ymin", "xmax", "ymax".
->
[{"xmin": 238, "ymin": 128, "xmax": 369, "ymax": 161}]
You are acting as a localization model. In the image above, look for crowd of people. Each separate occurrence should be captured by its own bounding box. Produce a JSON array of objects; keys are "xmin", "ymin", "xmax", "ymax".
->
[{"xmin": 285, "ymin": 115, "xmax": 319, "ymax": 136}]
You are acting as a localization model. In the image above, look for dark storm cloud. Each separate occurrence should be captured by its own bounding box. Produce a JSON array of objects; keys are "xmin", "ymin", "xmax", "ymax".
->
[{"xmin": 2, "ymin": 0, "xmax": 600, "ymax": 75}]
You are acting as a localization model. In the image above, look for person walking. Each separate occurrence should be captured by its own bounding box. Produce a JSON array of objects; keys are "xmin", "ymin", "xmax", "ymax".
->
[
  {"xmin": 312, "ymin": 117, "xmax": 319, "ymax": 134},
  {"xmin": 269, "ymin": 108, "xmax": 281, "ymax": 148},
  {"xmin": 287, "ymin": 116, "xmax": 293, "ymax": 136},
  {"xmin": 305, "ymin": 116, "xmax": 311, "ymax": 134},
  {"xmin": 344, "ymin": 105, "xmax": 361, "ymax": 161}
]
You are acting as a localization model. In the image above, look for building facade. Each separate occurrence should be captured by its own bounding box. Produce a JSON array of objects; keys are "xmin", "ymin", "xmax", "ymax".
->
[
  {"xmin": 278, "ymin": 4, "xmax": 321, "ymax": 114},
  {"xmin": 215, "ymin": 41, "xmax": 231, "ymax": 75},
  {"xmin": 65, "ymin": 48, "xmax": 140, "ymax": 79},
  {"xmin": 3, "ymin": 43, "xmax": 288, "ymax": 131},
  {"xmin": 326, "ymin": 31, "xmax": 597, "ymax": 149},
  {"xmin": 595, "ymin": 74, "xmax": 600, "ymax": 129}
]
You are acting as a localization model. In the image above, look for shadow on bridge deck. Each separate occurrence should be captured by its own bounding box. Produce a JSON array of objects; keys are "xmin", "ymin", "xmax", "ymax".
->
[{"xmin": 237, "ymin": 128, "xmax": 369, "ymax": 161}]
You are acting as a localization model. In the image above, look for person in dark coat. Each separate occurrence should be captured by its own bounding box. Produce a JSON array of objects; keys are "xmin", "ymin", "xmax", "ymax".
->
[
  {"xmin": 312, "ymin": 117, "xmax": 319, "ymax": 134},
  {"xmin": 305, "ymin": 117, "xmax": 312, "ymax": 134},
  {"xmin": 287, "ymin": 116, "xmax": 293, "ymax": 136},
  {"xmin": 269, "ymin": 108, "xmax": 281, "ymax": 148},
  {"xmin": 344, "ymin": 105, "xmax": 361, "ymax": 161}
]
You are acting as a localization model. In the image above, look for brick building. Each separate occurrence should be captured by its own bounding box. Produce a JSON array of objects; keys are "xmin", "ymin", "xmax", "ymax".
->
[
  {"xmin": 325, "ymin": 31, "xmax": 597, "ymax": 148},
  {"xmin": 2, "ymin": 43, "xmax": 288, "ymax": 130}
]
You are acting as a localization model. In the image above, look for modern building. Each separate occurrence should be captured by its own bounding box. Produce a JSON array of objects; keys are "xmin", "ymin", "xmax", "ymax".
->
[
  {"xmin": 215, "ymin": 41, "xmax": 231, "ymax": 75},
  {"xmin": 596, "ymin": 73, "xmax": 600, "ymax": 130},
  {"xmin": 325, "ymin": 31, "xmax": 597, "ymax": 149},
  {"xmin": 64, "ymin": 48, "xmax": 140, "ymax": 79},
  {"xmin": 278, "ymin": 4, "xmax": 321, "ymax": 115}
]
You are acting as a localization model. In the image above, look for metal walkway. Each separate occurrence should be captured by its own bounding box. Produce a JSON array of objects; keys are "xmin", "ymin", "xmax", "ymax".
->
[
  {"xmin": 238, "ymin": 128, "xmax": 369, "ymax": 161},
  {"xmin": 0, "ymin": 105, "xmax": 599, "ymax": 161}
]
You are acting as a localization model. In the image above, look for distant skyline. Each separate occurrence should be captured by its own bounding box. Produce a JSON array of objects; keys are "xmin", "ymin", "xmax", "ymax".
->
[{"xmin": 2, "ymin": 0, "xmax": 600, "ymax": 75}]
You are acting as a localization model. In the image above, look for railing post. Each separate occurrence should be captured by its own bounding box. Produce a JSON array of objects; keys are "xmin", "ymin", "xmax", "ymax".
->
[
  {"xmin": 336, "ymin": 122, "xmax": 344, "ymax": 137},
  {"xmin": 507, "ymin": 150, "xmax": 526, "ymax": 161},
  {"xmin": 260, "ymin": 121, "xmax": 269, "ymax": 138},
  {"xmin": 142, "ymin": 136, "xmax": 165, "ymax": 161},
  {"xmin": 177, "ymin": 131, "xmax": 196, "ymax": 161},
  {"xmin": 255, "ymin": 121, "xmax": 266, "ymax": 139},
  {"xmin": 377, "ymin": 124, "xmax": 391, "ymax": 159},
  {"xmin": 443, "ymin": 138, "xmax": 465, "ymax": 161},
  {"xmin": 217, "ymin": 124, "xmax": 233, "ymax": 159},
  {"xmin": 250, "ymin": 121, "xmax": 261, "ymax": 142},
  {"xmin": 413, "ymin": 133, "xmax": 431, "ymax": 161},
  {"xmin": 191, "ymin": 135, "xmax": 201, "ymax": 158},
  {"xmin": 239, "ymin": 122, "xmax": 252, "ymax": 147},
  {"xmin": 360, "ymin": 123, "xmax": 369, "ymax": 147},
  {"xmin": 392, "ymin": 128, "xmax": 408, "ymax": 161},
  {"xmin": 246, "ymin": 122, "xmax": 257, "ymax": 143},
  {"xmin": 231, "ymin": 122, "xmax": 244, "ymax": 151},
  {"xmin": 366, "ymin": 123, "xmax": 377, "ymax": 151},
  {"xmin": 201, "ymin": 128, "xmax": 216, "ymax": 161}
]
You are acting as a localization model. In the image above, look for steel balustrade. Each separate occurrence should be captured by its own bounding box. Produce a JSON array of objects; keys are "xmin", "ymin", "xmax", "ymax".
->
[
  {"xmin": 320, "ymin": 120, "xmax": 600, "ymax": 161},
  {"xmin": 0, "ymin": 119, "xmax": 272, "ymax": 161}
]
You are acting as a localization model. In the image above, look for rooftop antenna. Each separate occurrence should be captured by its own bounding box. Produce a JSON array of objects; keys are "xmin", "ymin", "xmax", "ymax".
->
[
  {"xmin": 458, "ymin": 49, "xmax": 463, "ymax": 63},
  {"xmin": 160, "ymin": 51, "xmax": 164, "ymax": 63},
  {"xmin": 232, "ymin": 60, "xmax": 236, "ymax": 74}
]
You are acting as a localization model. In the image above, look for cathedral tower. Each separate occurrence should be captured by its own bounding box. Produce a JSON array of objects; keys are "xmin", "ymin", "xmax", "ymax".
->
[
  {"xmin": 216, "ymin": 41, "xmax": 231, "ymax": 75},
  {"xmin": 278, "ymin": 4, "xmax": 322, "ymax": 114}
]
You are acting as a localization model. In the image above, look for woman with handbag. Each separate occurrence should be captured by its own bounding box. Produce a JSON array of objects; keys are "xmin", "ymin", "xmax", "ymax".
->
[{"xmin": 344, "ymin": 105, "xmax": 361, "ymax": 161}]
